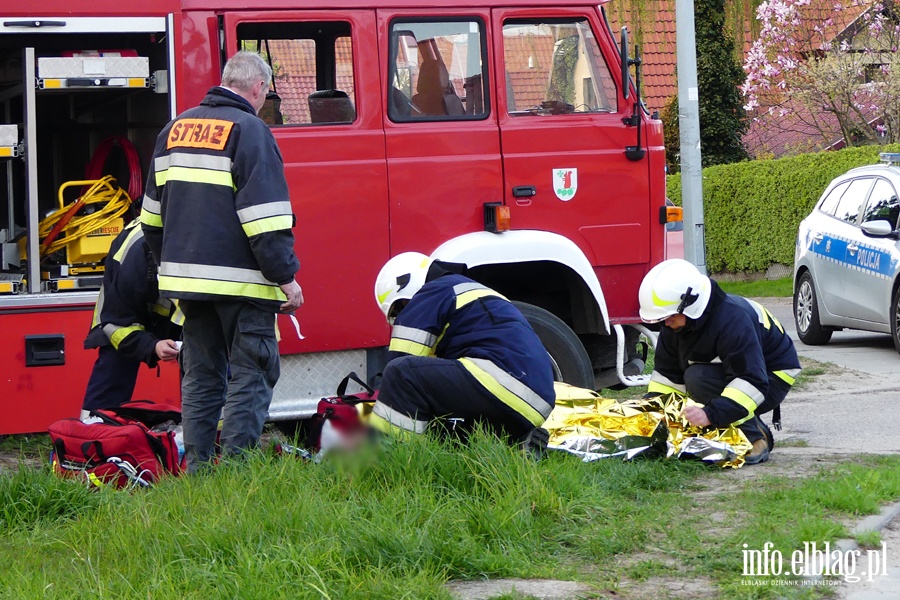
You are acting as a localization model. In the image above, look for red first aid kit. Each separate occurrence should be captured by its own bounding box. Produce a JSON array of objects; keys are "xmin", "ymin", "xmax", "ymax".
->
[
  {"xmin": 48, "ymin": 400, "xmax": 185, "ymax": 489},
  {"xmin": 307, "ymin": 372, "xmax": 376, "ymax": 452}
]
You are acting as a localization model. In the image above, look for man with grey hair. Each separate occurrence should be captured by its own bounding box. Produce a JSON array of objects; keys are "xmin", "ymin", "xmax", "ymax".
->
[{"xmin": 141, "ymin": 51, "xmax": 303, "ymax": 472}]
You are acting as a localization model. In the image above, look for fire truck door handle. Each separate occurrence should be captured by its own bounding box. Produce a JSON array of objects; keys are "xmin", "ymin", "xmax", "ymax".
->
[
  {"xmin": 512, "ymin": 186, "xmax": 536, "ymax": 198},
  {"xmin": 3, "ymin": 20, "xmax": 67, "ymax": 27}
]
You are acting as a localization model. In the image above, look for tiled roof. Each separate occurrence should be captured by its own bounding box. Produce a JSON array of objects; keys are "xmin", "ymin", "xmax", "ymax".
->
[
  {"xmin": 606, "ymin": 0, "xmax": 676, "ymax": 114},
  {"xmin": 606, "ymin": 0, "xmax": 873, "ymax": 119},
  {"xmin": 745, "ymin": 90, "xmax": 883, "ymax": 158},
  {"xmin": 264, "ymin": 38, "xmax": 355, "ymax": 125}
]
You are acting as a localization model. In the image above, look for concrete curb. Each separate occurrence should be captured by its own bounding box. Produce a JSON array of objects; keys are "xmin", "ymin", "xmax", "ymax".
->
[
  {"xmin": 788, "ymin": 385, "xmax": 900, "ymax": 401},
  {"xmin": 833, "ymin": 500, "xmax": 900, "ymax": 556}
]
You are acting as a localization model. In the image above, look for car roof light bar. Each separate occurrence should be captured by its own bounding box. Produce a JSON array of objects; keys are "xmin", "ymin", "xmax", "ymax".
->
[{"xmin": 879, "ymin": 152, "xmax": 900, "ymax": 166}]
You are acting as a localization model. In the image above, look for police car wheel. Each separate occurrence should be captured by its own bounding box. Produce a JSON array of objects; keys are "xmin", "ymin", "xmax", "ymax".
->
[
  {"xmin": 794, "ymin": 271, "xmax": 832, "ymax": 345},
  {"xmin": 511, "ymin": 301, "xmax": 594, "ymax": 389},
  {"xmin": 891, "ymin": 289, "xmax": 900, "ymax": 355}
]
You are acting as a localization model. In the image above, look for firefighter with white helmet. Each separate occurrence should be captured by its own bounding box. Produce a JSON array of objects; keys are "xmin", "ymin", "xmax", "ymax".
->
[
  {"xmin": 638, "ymin": 259, "xmax": 801, "ymax": 464},
  {"xmin": 371, "ymin": 252, "xmax": 554, "ymax": 450}
]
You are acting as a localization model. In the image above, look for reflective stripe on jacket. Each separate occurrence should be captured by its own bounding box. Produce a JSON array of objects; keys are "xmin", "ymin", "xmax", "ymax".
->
[
  {"xmin": 388, "ymin": 274, "xmax": 555, "ymax": 427},
  {"xmin": 140, "ymin": 86, "xmax": 298, "ymax": 310},
  {"xmin": 650, "ymin": 280, "xmax": 801, "ymax": 427},
  {"xmin": 84, "ymin": 221, "xmax": 182, "ymax": 367}
]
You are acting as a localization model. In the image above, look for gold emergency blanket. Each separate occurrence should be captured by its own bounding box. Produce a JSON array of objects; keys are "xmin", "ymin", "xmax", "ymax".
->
[{"xmin": 546, "ymin": 383, "xmax": 753, "ymax": 468}]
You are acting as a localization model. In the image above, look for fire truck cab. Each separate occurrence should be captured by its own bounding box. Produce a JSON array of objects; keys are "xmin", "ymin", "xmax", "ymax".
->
[{"xmin": 0, "ymin": 0, "xmax": 667, "ymax": 434}]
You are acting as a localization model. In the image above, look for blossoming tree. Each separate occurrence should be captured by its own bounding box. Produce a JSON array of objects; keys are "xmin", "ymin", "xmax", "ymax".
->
[{"xmin": 743, "ymin": 0, "xmax": 900, "ymax": 149}]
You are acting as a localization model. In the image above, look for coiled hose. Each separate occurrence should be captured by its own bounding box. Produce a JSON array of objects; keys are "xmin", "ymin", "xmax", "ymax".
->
[{"xmin": 38, "ymin": 176, "xmax": 132, "ymax": 258}]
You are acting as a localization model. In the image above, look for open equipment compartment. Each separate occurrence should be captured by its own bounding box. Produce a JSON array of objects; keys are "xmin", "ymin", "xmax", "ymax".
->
[{"xmin": 0, "ymin": 16, "xmax": 173, "ymax": 298}]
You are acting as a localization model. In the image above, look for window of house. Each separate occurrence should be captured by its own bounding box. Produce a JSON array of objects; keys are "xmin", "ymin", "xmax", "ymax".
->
[
  {"xmin": 862, "ymin": 178, "xmax": 900, "ymax": 228},
  {"xmin": 502, "ymin": 19, "xmax": 617, "ymax": 116},
  {"xmin": 237, "ymin": 22, "xmax": 356, "ymax": 126},
  {"xmin": 388, "ymin": 19, "xmax": 489, "ymax": 121},
  {"xmin": 833, "ymin": 178, "xmax": 873, "ymax": 225}
]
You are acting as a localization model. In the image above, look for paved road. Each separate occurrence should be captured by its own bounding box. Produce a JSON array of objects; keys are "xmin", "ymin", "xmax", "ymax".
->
[
  {"xmin": 758, "ymin": 297, "xmax": 898, "ymax": 379},
  {"xmin": 751, "ymin": 298, "xmax": 899, "ymax": 599}
]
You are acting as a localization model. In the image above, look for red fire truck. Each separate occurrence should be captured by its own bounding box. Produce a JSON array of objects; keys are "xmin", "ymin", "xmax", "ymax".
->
[{"xmin": 0, "ymin": 0, "xmax": 673, "ymax": 434}]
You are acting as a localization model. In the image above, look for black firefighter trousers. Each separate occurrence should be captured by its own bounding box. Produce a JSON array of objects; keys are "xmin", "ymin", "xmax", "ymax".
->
[
  {"xmin": 683, "ymin": 363, "xmax": 791, "ymax": 447},
  {"xmin": 372, "ymin": 355, "xmax": 538, "ymax": 442}
]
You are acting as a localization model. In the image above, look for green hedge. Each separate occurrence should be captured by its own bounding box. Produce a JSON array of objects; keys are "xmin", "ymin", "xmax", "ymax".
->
[{"xmin": 666, "ymin": 144, "xmax": 900, "ymax": 273}]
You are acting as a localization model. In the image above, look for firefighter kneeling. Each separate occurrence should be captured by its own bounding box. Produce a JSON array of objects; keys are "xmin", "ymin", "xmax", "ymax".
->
[
  {"xmin": 370, "ymin": 252, "xmax": 554, "ymax": 451},
  {"xmin": 638, "ymin": 259, "xmax": 801, "ymax": 465}
]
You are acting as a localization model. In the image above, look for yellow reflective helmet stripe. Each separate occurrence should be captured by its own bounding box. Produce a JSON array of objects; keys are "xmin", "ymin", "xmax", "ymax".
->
[{"xmin": 652, "ymin": 288, "xmax": 680, "ymax": 307}]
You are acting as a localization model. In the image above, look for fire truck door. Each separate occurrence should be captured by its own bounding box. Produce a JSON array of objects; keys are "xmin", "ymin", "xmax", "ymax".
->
[
  {"xmin": 492, "ymin": 8, "xmax": 651, "ymax": 272},
  {"xmin": 377, "ymin": 9, "xmax": 503, "ymax": 254},
  {"xmin": 223, "ymin": 11, "xmax": 390, "ymax": 352}
]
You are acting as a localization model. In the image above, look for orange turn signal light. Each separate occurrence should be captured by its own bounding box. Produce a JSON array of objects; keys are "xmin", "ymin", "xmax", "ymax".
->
[
  {"xmin": 660, "ymin": 205, "xmax": 683, "ymax": 224},
  {"xmin": 484, "ymin": 202, "xmax": 511, "ymax": 233}
]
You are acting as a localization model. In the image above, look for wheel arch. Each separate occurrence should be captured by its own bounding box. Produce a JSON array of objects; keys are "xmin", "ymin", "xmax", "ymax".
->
[{"xmin": 432, "ymin": 231, "xmax": 610, "ymax": 336}]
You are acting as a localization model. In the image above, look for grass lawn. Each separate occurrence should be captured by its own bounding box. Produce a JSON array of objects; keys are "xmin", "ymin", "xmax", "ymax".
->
[
  {"xmin": 1, "ymin": 431, "xmax": 899, "ymax": 599},
  {"xmin": 717, "ymin": 277, "xmax": 793, "ymax": 298}
]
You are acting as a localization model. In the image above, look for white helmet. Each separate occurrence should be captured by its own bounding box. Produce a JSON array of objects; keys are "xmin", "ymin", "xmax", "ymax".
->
[
  {"xmin": 374, "ymin": 252, "xmax": 433, "ymax": 322},
  {"xmin": 638, "ymin": 259, "xmax": 711, "ymax": 322}
]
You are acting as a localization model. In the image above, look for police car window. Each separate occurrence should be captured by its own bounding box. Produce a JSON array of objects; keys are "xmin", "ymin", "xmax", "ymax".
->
[
  {"xmin": 817, "ymin": 181, "xmax": 849, "ymax": 216},
  {"xmin": 388, "ymin": 20, "xmax": 489, "ymax": 121},
  {"xmin": 503, "ymin": 19, "xmax": 617, "ymax": 116},
  {"xmin": 833, "ymin": 178, "xmax": 872, "ymax": 225},
  {"xmin": 862, "ymin": 178, "xmax": 900, "ymax": 228},
  {"xmin": 237, "ymin": 22, "xmax": 357, "ymax": 126}
]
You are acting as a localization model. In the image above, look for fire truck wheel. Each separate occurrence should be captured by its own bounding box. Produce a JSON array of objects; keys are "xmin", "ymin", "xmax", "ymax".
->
[{"xmin": 512, "ymin": 301, "xmax": 594, "ymax": 390}]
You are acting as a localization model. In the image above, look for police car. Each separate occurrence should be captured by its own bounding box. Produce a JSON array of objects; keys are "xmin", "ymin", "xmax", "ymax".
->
[{"xmin": 793, "ymin": 153, "xmax": 900, "ymax": 355}]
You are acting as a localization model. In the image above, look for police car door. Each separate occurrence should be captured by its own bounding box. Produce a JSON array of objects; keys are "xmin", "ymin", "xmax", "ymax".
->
[
  {"xmin": 820, "ymin": 177, "xmax": 873, "ymax": 318},
  {"xmin": 847, "ymin": 177, "xmax": 899, "ymax": 325}
]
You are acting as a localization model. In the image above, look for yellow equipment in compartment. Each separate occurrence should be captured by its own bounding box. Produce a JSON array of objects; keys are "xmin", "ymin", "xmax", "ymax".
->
[{"xmin": 35, "ymin": 176, "xmax": 132, "ymax": 274}]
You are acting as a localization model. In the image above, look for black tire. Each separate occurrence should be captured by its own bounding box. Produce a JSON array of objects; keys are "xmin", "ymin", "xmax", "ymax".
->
[
  {"xmin": 794, "ymin": 271, "xmax": 832, "ymax": 345},
  {"xmin": 891, "ymin": 288, "xmax": 900, "ymax": 356},
  {"xmin": 512, "ymin": 301, "xmax": 594, "ymax": 389}
]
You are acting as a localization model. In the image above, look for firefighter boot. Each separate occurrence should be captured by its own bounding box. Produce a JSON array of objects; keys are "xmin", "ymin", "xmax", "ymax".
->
[
  {"xmin": 744, "ymin": 420, "xmax": 774, "ymax": 465},
  {"xmin": 520, "ymin": 427, "xmax": 549, "ymax": 460}
]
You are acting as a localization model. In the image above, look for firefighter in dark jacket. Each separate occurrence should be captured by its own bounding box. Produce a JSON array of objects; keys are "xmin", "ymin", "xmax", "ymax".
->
[
  {"xmin": 639, "ymin": 259, "xmax": 801, "ymax": 464},
  {"xmin": 140, "ymin": 52, "xmax": 303, "ymax": 472},
  {"xmin": 82, "ymin": 220, "xmax": 183, "ymax": 418},
  {"xmin": 371, "ymin": 252, "xmax": 555, "ymax": 448}
]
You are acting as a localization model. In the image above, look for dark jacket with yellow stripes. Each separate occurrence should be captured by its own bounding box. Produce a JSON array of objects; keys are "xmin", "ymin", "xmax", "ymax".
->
[
  {"xmin": 388, "ymin": 272, "xmax": 555, "ymax": 427},
  {"xmin": 140, "ymin": 86, "xmax": 298, "ymax": 311},
  {"xmin": 84, "ymin": 221, "xmax": 183, "ymax": 367},
  {"xmin": 648, "ymin": 280, "xmax": 801, "ymax": 427}
]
